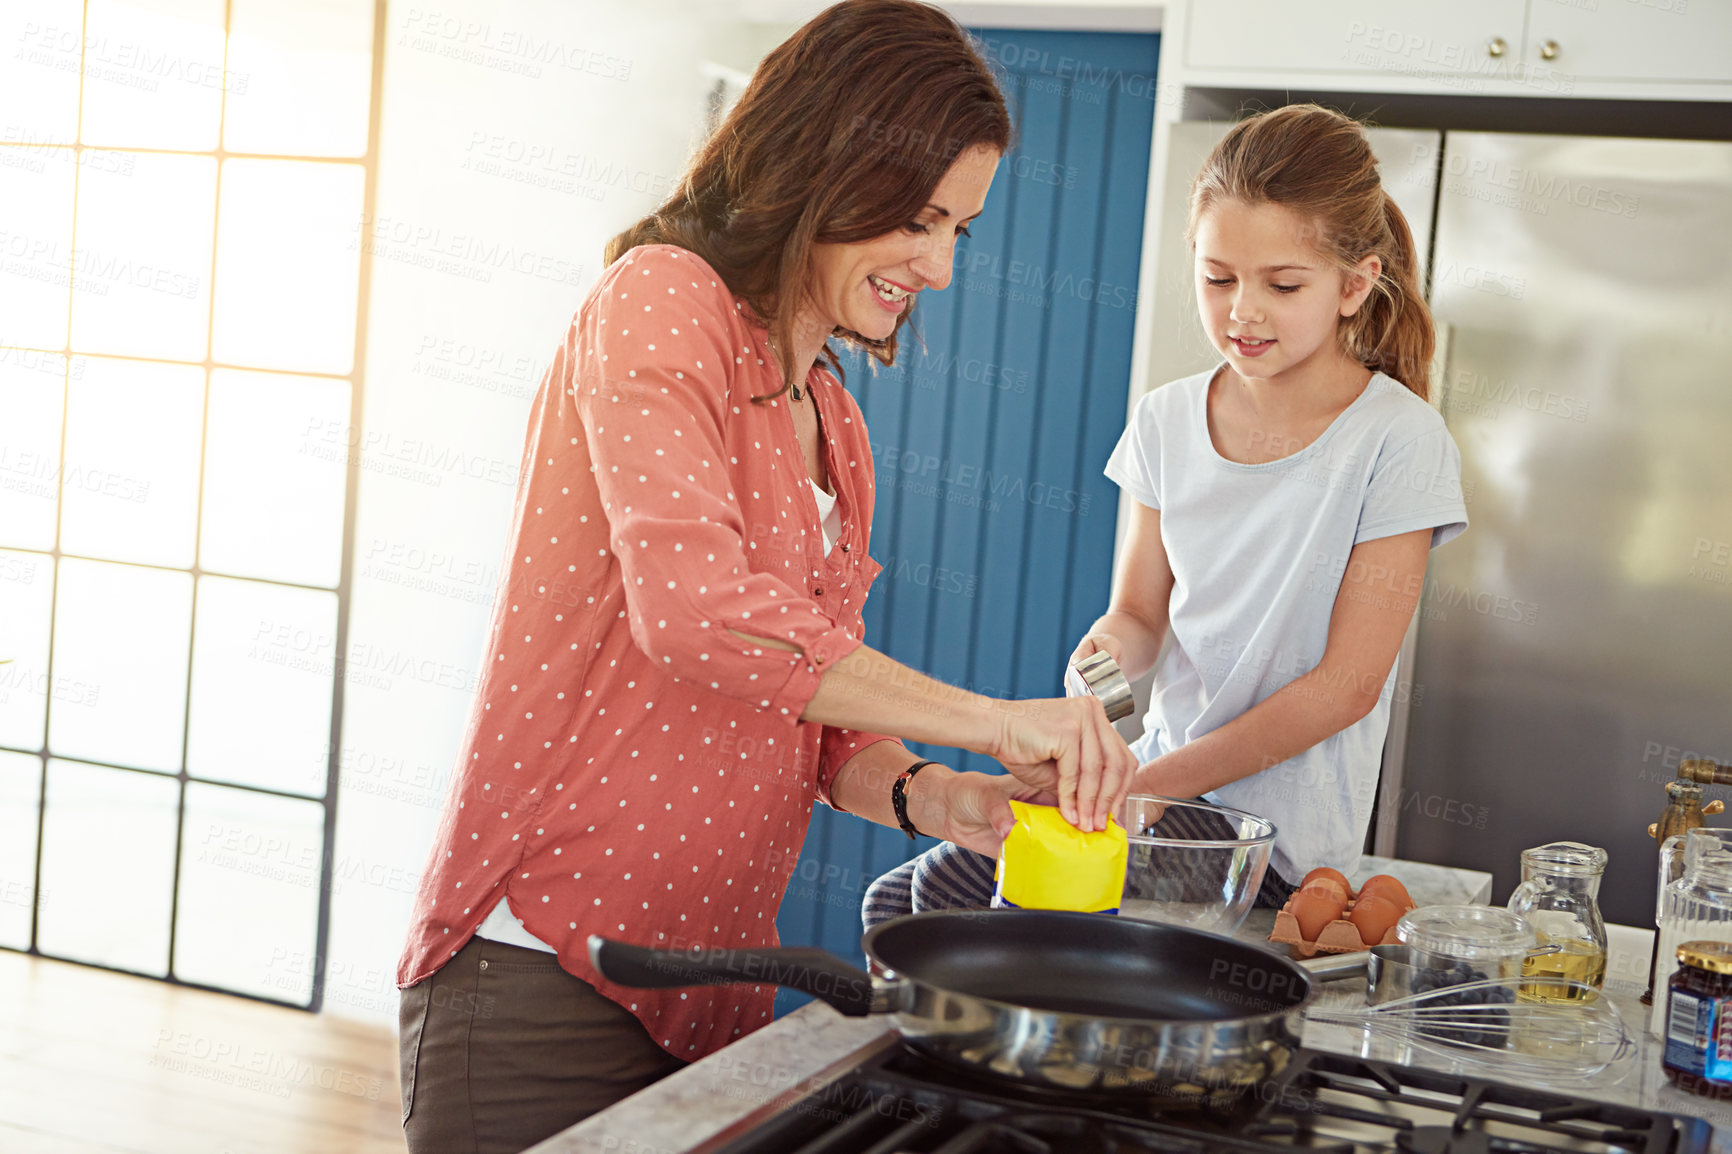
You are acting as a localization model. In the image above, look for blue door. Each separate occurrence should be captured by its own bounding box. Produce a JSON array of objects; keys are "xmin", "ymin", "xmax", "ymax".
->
[{"xmin": 775, "ymin": 28, "xmax": 1160, "ymax": 1010}]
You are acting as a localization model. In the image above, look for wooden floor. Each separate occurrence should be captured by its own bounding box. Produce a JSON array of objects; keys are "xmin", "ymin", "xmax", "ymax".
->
[{"xmin": 0, "ymin": 950, "xmax": 406, "ymax": 1154}]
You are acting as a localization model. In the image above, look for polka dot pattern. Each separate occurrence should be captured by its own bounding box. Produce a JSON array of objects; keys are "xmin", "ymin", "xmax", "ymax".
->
[{"xmin": 397, "ymin": 245, "xmax": 902, "ymax": 1061}]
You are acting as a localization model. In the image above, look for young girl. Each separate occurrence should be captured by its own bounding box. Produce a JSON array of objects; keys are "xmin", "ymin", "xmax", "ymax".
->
[{"xmin": 864, "ymin": 104, "xmax": 1468, "ymax": 926}]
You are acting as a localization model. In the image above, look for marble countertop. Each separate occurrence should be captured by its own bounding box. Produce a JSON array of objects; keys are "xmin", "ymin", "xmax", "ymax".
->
[
  {"xmin": 531, "ymin": 855, "xmax": 1731, "ymax": 1153},
  {"xmin": 1295, "ymin": 913, "xmax": 1732, "ymax": 1148}
]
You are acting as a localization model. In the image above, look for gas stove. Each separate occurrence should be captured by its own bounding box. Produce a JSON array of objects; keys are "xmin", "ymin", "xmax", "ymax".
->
[{"xmin": 700, "ymin": 1038, "xmax": 1712, "ymax": 1153}]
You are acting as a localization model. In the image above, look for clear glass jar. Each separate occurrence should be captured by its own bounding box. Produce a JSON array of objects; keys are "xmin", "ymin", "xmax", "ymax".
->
[
  {"xmin": 1650, "ymin": 829, "xmax": 1732, "ymax": 1038},
  {"xmin": 1396, "ymin": 904, "xmax": 1537, "ymax": 988},
  {"xmin": 1507, "ymin": 841, "xmax": 1609, "ymax": 1003},
  {"xmin": 1663, "ymin": 940, "xmax": 1732, "ymax": 1099}
]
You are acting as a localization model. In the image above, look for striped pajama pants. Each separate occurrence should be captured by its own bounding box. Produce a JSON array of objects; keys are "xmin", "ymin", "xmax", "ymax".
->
[{"xmin": 861, "ymin": 799, "xmax": 1298, "ymax": 930}]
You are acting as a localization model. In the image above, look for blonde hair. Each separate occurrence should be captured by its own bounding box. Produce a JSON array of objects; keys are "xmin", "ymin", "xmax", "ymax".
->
[{"xmin": 1187, "ymin": 104, "xmax": 1434, "ymax": 399}]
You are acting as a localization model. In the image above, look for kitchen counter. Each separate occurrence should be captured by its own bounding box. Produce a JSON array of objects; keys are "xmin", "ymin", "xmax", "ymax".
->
[
  {"xmin": 530, "ymin": 856, "xmax": 1730, "ymax": 1152},
  {"xmin": 1298, "ymin": 917, "xmax": 1732, "ymax": 1146}
]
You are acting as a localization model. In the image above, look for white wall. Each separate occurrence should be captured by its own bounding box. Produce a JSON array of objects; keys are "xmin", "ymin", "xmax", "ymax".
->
[{"xmin": 322, "ymin": 0, "xmax": 764, "ymax": 1023}]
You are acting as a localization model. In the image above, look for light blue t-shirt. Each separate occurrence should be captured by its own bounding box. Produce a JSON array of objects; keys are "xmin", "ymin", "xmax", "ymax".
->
[{"xmin": 1104, "ymin": 367, "xmax": 1467, "ymax": 886}]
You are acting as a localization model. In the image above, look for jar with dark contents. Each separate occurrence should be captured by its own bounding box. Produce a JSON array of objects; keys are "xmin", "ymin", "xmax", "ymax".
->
[
  {"xmin": 1663, "ymin": 940, "xmax": 1732, "ymax": 1099},
  {"xmin": 1394, "ymin": 905, "xmax": 1535, "ymax": 1049}
]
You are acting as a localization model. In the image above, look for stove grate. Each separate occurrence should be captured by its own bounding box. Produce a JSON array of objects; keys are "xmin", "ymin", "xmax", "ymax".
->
[{"xmin": 699, "ymin": 1045, "xmax": 1711, "ymax": 1154}]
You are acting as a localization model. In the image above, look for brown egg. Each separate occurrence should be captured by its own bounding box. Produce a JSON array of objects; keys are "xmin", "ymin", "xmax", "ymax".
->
[
  {"xmin": 1348, "ymin": 895, "xmax": 1403, "ymax": 944},
  {"xmin": 1288, "ymin": 890, "xmax": 1346, "ymax": 941},
  {"xmin": 1303, "ymin": 866, "xmax": 1354, "ymax": 900},
  {"xmin": 1300, "ymin": 876, "xmax": 1348, "ymax": 904},
  {"xmin": 1357, "ymin": 874, "xmax": 1414, "ymax": 911}
]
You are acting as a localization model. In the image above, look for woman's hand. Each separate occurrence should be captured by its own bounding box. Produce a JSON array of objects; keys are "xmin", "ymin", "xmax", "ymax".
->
[
  {"xmin": 923, "ymin": 771, "xmax": 1057, "ymax": 858},
  {"xmin": 801, "ymin": 646, "xmax": 1135, "ymax": 831},
  {"xmin": 988, "ymin": 695, "xmax": 1137, "ymax": 833}
]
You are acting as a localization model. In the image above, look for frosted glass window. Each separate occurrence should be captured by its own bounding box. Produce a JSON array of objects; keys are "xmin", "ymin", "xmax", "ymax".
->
[
  {"xmin": 49, "ymin": 560, "xmax": 192, "ymax": 773},
  {"xmin": 224, "ymin": 0, "xmax": 374, "ymax": 158},
  {"xmin": 69, "ymin": 151, "xmax": 217, "ymax": 362},
  {"xmin": 0, "ymin": 550, "xmax": 55, "ymax": 752},
  {"xmin": 201, "ymin": 370, "xmax": 349, "ymax": 587},
  {"xmin": 12, "ymin": 0, "xmax": 380, "ymax": 1004},
  {"xmin": 175, "ymin": 782, "xmax": 323, "ymax": 1001},
  {"xmin": 212, "ymin": 159, "xmax": 363, "ymax": 374},
  {"xmin": 59, "ymin": 358, "xmax": 203, "ymax": 568},
  {"xmin": 0, "ymin": 160, "xmax": 76, "ymax": 349},
  {"xmin": 187, "ymin": 577, "xmax": 336, "ymax": 797},
  {"xmin": 79, "ymin": 0, "xmax": 226, "ymax": 151},
  {"xmin": 0, "ymin": 0, "xmax": 85, "ymax": 144},
  {"xmin": 0, "ymin": 357, "xmax": 69, "ymax": 552},
  {"xmin": 0, "ymin": 751, "xmax": 42, "ymax": 950},
  {"xmin": 37, "ymin": 760, "xmax": 178, "ymax": 974}
]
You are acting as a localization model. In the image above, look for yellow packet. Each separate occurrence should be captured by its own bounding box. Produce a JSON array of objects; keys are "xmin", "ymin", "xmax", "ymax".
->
[{"xmin": 992, "ymin": 800, "xmax": 1128, "ymax": 914}]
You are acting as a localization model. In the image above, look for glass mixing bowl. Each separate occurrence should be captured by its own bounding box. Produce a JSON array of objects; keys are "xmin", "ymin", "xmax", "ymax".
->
[{"xmin": 1115, "ymin": 795, "xmax": 1276, "ymax": 935}]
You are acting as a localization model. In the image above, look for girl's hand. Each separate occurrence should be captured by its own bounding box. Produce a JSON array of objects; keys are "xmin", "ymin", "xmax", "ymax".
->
[
  {"xmin": 930, "ymin": 772, "xmax": 1057, "ymax": 858},
  {"xmin": 988, "ymin": 695, "xmax": 1137, "ymax": 832},
  {"xmin": 1069, "ymin": 632, "xmax": 1124, "ymax": 667},
  {"xmin": 1119, "ymin": 765, "xmax": 1169, "ymax": 831}
]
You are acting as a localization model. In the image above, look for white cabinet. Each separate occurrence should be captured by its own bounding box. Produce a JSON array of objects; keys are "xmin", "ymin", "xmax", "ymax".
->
[
  {"xmin": 1185, "ymin": 0, "xmax": 1527, "ymax": 80},
  {"xmin": 1182, "ymin": 0, "xmax": 1732, "ymax": 91},
  {"xmin": 1526, "ymin": 2, "xmax": 1732, "ymax": 84}
]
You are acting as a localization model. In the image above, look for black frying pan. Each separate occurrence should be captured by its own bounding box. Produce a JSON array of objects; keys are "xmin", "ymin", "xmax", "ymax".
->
[{"xmin": 591, "ymin": 908, "xmax": 1316, "ymax": 1104}]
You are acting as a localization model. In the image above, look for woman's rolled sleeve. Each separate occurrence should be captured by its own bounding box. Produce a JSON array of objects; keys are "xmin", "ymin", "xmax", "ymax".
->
[{"xmin": 815, "ymin": 727, "xmax": 903, "ymax": 810}]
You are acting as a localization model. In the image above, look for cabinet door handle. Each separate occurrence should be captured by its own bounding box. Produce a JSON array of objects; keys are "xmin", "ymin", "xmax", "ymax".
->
[
  {"xmin": 1540, "ymin": 39, "xmax": 1560, "ymax": 61},
  {"xmin": 1486, "ymin": 36, "xmax": 1507, "ymax": 58}
]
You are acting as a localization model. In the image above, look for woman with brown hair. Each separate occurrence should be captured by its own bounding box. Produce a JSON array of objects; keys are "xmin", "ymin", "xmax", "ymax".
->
[{"xmin": 394, "ymin": 3, "xmax": 1137, "ymax": 1150}]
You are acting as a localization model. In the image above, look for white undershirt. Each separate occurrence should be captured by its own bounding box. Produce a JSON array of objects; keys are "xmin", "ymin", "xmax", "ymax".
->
[
  {"xmin": 810, "ymin": 477, "xmax": 840, "ymax": 556},
  {"xmin": 476, "ymin": 476, "xmax": 842, "ymax": 954}
]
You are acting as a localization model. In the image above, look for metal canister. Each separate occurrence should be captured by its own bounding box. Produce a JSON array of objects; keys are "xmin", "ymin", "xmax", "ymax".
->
[{"xmin": 1065, "ymin": 651, "xmax": 1134, "ymax": 722}]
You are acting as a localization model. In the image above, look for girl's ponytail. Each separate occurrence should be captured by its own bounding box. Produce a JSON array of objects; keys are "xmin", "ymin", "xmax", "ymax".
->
[
  {"xmin": 1188, "ymin": 105, "xmax": 1438, "ymax": 400},
  {"xmin": 1339, "ymin": 193, "xmax": 1435, "ymax": 400}
]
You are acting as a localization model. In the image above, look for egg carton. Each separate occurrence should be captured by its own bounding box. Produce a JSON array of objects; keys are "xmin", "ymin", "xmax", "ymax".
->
[{"xmin": 1268, "ymin": 899, "xmax": 1406, "ymax": 958}]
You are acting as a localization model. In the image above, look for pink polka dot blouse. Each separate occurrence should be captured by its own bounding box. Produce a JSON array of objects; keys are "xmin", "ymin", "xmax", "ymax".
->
[{"xmin": 397, "ymin": 245, "xmax": 900, "ymax": 1057}]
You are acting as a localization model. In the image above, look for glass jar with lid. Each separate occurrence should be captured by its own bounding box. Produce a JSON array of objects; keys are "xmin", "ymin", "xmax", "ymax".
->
[
  {"xmin": 1663, "ymin": 940, "xmax": 1732, "ymax": 1099},
  {"xmin": 1506, "ymin": 841, "xmax": 1609, "ymax": 1003},
  {"xmin": 1650, "ymin": 828, "xmax": 1732, "ymax": 1038},
  {"xmin": 1396, "ymin": 904, "xmax": 1537, "ymax": 991}
]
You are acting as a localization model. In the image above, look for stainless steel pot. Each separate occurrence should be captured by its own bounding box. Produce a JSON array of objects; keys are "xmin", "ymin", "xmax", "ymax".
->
[{"xmin": 591, "ymin": 909, "xmax": 1318, "ymax": 1106}]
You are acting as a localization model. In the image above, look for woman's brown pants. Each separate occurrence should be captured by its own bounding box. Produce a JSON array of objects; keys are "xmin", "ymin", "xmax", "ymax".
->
[{"xmin": 399, "ymin": 937, "xmax": 685, "ymax": 1154}]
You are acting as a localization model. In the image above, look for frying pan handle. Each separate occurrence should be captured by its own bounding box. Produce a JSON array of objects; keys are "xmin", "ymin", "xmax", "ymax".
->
[
  {"xmin": 587, "ymin": 936, "xmax": 878, "ymax": 1017},
  {"xmin": 1299, "ymin": 950, "xmax": 1371, "ymax": 982}
]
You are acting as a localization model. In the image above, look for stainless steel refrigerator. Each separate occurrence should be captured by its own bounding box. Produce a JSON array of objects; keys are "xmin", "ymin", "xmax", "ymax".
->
[{"xmin": 1391, "ymin": 131, "xmax": 1732, "ymax": 926}]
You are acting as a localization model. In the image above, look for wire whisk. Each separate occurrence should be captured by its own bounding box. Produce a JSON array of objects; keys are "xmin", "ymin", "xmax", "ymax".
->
[{"xmin": 1306, "ymin": 976, "xmax": 1636, "ymax": 1079}]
